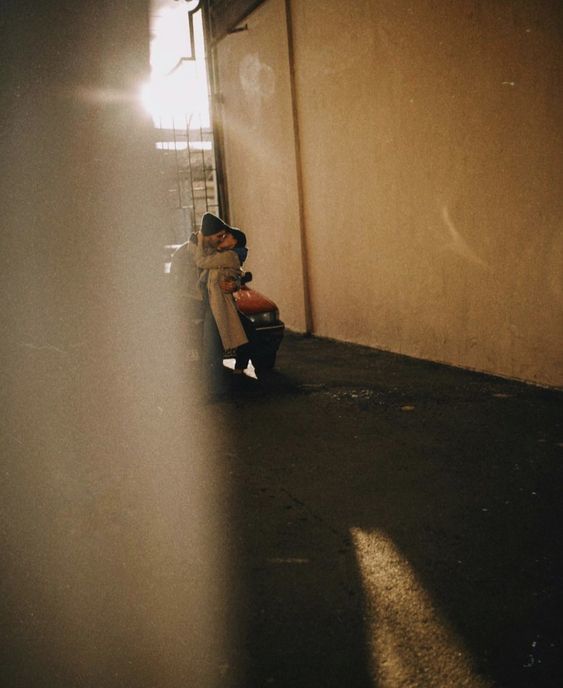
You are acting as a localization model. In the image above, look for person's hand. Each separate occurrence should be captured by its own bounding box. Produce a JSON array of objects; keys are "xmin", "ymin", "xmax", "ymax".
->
[{"xmin": 219, "ymin": 279, "xmax": 238, "ymax": 294}]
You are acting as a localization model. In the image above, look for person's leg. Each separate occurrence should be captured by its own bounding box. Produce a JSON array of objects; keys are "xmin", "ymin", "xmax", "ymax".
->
[
  {"xmin": 234, "ymin": 343, "xmax": 251, "ymax": 372},
  {"xmin": 234, "ymin": 314, "xmax": 255, "ymax": 372},
  {"xmin": 201, "ymin": 304, "xmax": 225, "ymax": 394}
]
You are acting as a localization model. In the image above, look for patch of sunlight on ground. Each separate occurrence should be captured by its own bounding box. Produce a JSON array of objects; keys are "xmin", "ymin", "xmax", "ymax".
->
[{"xmin": 351, "ymin": 528, "xmax": 492, "ymax": 688}]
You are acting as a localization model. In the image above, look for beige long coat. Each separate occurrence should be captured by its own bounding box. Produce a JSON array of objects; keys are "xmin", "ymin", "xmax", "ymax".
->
[{"xmin": 193, "ymin": 241, "xmax": 248, "ymax": 351}]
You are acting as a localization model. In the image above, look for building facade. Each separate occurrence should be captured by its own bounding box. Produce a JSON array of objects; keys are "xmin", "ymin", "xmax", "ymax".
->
[{"xmin": 207, "ymin": 0, "xmax": 563, "ymax": 387}]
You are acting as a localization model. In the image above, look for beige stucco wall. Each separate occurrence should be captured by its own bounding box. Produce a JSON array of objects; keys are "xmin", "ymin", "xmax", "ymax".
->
[
  {"xmin": 216, "ymin": 0, "xmax": 563, "ymax": 386},
  {"xmin": 215, "ymin": 0, "xmax": 307, "ymax": 330}
]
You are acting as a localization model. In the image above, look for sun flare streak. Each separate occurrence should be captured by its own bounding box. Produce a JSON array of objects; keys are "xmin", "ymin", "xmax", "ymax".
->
[{"xmin": 441, "ymin": 206, "xmax": 490, "ymax": 271}]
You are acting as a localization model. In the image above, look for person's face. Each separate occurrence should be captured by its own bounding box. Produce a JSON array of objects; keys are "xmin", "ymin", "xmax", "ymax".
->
[
  {"xmin": 218, "ymin": 233, "xmax": 237, "ymax": 251},
  {"xmin": 205, "ymin": 230, "xmax": 227, "ymax": 248}
]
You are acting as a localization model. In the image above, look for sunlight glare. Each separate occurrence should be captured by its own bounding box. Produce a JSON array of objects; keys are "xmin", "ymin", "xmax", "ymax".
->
[{"xmin": 142, "ymin": 0, "xmax": 210, "ymax": 129}]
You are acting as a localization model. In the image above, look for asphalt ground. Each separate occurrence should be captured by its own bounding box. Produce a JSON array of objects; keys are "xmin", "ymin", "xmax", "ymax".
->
[
  {"xmin": 209, "ymin": 332, "xmax": 563, "ymax": 688},
  {"xmin": 2, "ymin": 330, "xmax": 561, "ymax": 688}
]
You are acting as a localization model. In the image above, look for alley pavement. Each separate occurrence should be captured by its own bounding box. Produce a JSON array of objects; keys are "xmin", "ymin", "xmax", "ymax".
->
[{"xmin": 211, "ymin": 332, "xmax": 563, "ymax": 688}]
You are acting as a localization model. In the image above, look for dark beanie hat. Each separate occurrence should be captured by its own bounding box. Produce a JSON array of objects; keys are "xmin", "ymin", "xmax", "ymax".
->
[
  {"xmin": 200, "ymin": 212, "xmax": 231, "ymax": 236},
  {"xmin": 229, "ymin": 228, "xmax": 246, "ymax": 247}
]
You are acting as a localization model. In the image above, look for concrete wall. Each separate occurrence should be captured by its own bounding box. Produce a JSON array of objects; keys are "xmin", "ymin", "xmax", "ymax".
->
[
  {"xmin": 215, "ymin": 0, "xmax": 563, "ymax": 387},
  {"xmin": 215, "ymin": 0, "xmax": 308, "ymax": 331}
]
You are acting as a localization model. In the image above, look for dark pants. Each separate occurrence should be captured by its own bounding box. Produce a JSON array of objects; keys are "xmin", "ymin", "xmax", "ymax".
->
[{"xmin": 235, "ymin": 314, "xmax": 256, "ymax": 370}]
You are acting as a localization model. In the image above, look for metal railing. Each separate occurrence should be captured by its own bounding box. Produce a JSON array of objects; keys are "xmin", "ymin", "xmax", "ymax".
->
[{"xmin": 155, "ymin": 116, "xmax": 220, "ymax": 243}]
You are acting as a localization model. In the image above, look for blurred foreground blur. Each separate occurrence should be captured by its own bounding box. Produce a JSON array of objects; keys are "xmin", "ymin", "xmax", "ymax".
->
[{"xmin": 1, "ymin": 3, "xmax": 234, "ymax": 686}]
